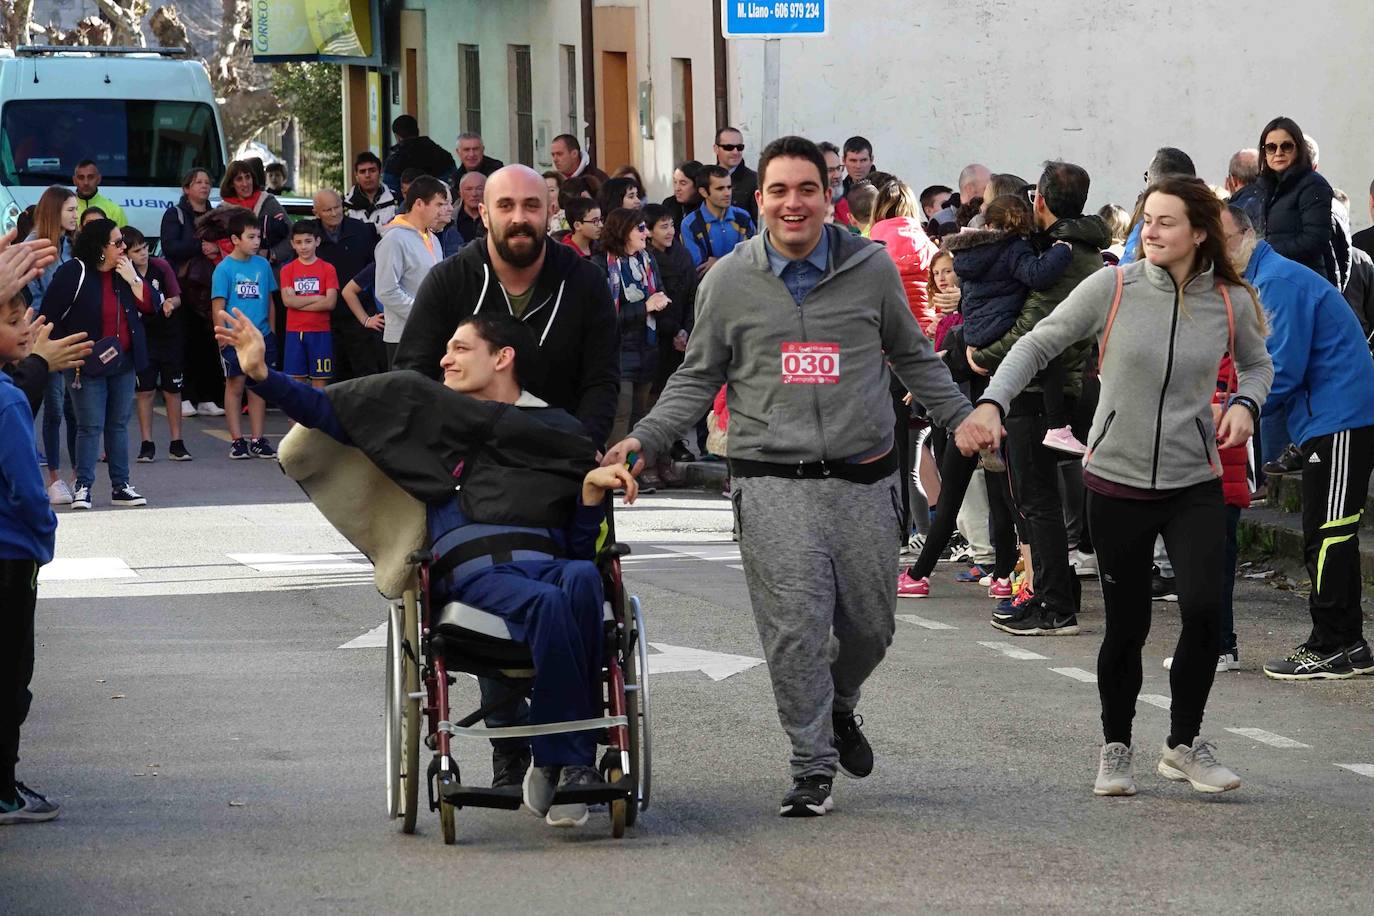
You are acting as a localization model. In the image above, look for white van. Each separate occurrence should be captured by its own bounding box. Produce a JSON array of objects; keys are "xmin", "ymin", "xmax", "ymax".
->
[{"xmin": 0, "ymin": 45, "xmax": 227, "ymax": 246}]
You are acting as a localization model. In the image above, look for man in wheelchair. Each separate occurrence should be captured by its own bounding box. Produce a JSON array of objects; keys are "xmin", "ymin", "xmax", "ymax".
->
[{"xmin": 216, "ymin": 307, "xmax": 637, "ymax": 828}]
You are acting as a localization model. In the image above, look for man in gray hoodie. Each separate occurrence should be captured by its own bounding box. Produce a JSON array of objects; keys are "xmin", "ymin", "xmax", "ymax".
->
[
  {"xmin": 375, "ymin": 176, "xmax": 447, "ymax": 366},
  {"xmin": 603, "ymin": 136, "xmax": 971, "ymax": 818}
]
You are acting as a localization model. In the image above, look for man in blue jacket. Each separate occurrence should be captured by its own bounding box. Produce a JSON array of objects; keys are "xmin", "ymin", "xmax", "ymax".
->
[{"xmin": 1223, "ymin": 205, "xmax": 1374, "ymax": 681}]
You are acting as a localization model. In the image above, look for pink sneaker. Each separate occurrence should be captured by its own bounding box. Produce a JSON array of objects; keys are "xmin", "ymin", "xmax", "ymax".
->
[
  {"xmin": 897, "ymin": 570, "xmax": 929, "ymax": 598},
  {"xmin": 1042, "ymin": 426, "xmax": 1087, "ymax": 456},
  {"xmin": 987, "ymin": 577, "xmax": 1013, "ymax": 599}
]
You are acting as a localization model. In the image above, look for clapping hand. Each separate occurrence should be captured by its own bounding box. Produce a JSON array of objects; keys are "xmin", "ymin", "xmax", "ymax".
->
[
  {"xmin": 24, "ymin": 310, "xmax": 92, "ymax": 370},
  {"xmin": 0, "ymin": 231, "xmax": 57, "ymax": 304}
]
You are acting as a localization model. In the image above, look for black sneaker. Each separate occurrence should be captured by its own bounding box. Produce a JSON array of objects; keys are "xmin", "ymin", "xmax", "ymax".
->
[
  {"xmin": 1151, "ymin": 567, "xmax": 1178, "ymax": 602},
  {"xmin": 168, "ymin": 440, "xmax": 193, "ymax": 461},
  {"xmin": 137, "ymin": 441, "xmax": 155, "ymax": 463},
  {"xmin": 992, "ymin": 603, "xmax": 1080, "ymax": 637},
  {"xmin": 779, "ymin": 775, "xmax": 834, "ymax": 817},
  {"xmin": 1347, "ymin": 639, "xmax": 1374, "ymax": 675},
  {"xmin": 1264, "ymin": 644, "xmax": 1355, "ymax": 680},
  {"xmin": 250, "ymin": 437, "xmax": 276, "ymax": 459},
  {"xmin": 229, "ymin": 438, "xmax": 251, "ymax": 460},
  {"xmin": 491, "ymin": 746, "xmax": 532, "ymax": 789},
  {"xmin": 670, "ymin": 442, "xmax": 695, "ymax": 462},
  {"xmin": 832, "ymin": 712, "xmax": 873, "ymax": 778},
  {"xmin": 1262, "ymin": 443, "xmax": 1304, "ymax": 477},
  {"xmin": 110, "ymin": 484, "xmax": 147, "ymax": 508}
]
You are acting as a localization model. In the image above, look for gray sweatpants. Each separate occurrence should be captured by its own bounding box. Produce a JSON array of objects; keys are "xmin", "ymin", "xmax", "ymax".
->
[{"xmin": 731, "ymin": 471, "xmax": 903, "ymax": 778}]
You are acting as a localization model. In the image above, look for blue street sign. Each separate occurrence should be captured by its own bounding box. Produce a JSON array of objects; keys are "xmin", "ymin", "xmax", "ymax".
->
[{"xmin": 722, "ymin": 0, "xmax": 828, "ymax": 38}]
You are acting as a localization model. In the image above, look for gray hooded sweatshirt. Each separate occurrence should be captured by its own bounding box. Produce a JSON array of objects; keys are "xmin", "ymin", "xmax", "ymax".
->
[
  {"xmin": 375, "ymin": 217, "xmax": 440, "ymax": 343},
  {"xmin": 630, "ymin": 224, "xmax": 972, "ymax": 464},
  {"xmin": 980, "ymin": 259, "xmax": 1273, "ymax": 491}
]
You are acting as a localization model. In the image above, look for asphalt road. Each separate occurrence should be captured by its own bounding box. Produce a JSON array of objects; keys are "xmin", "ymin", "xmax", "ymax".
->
[{"xmin": 3, "ymin": 410, "xmax": 1373, "ymax": 915}]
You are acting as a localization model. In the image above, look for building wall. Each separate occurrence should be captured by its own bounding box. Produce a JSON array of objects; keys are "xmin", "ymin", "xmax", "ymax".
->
[{"xmin": 728, "ymin": 0, "xmax": 1374, "ymax": 228}]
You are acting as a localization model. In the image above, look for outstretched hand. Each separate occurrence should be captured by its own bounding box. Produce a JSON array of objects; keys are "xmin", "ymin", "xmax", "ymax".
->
[
  {"xmin": 0, "ymin": 231, "xmax": 57, "ymax": 304},
  {"xmin": 601, "ymin": 437, "xmax": 645, "ymax": 475},
  {"xmin": 212, "ymin": 307, "xmax": 269, "ymax": 381}
]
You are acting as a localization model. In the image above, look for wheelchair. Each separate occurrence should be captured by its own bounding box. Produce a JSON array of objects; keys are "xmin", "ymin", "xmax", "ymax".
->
[{"xmin": 384, "ymin": 532, "xmax": 651, "ymax": 844}]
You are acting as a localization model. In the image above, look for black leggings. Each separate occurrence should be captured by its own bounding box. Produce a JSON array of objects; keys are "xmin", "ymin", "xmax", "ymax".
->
[
  {"xmin": 0, "ymin": 559, "xmax": 39, "ymax": 800},
  {"xmin": 906, "ymin": 445, "xmax": 1017, "ymax": 581},
  {"xmin": 1088, "ymin": 480, "xmax": 1224, "ymax": 746}
]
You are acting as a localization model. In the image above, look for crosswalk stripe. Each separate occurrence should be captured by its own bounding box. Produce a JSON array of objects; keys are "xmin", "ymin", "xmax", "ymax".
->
[
  {"xmin": 1336, "ymin": 764, "xmax": 1374, "ymax": 778},
  {"xmin": 977, "ymin": 641, "xmax": 1047, "ymax": 660},
  {"xmin": 228, "ymin": 552, "xmax": 369, "ymax": 572},
  {"xmin": 1138, "ymin": 694, "xmax": 1171, "ymax": 710},
  {"xmin": 897, "ymin": 614, "xmax": 957, "ymax": 631},
  {"xmin": 1225, "ymin": 727, "xmax": 1310, "ymax": 749},
  {"xmin": 1050, "ymin": 666, "xmax": 1097, "ymax": 683},
  {"xmin": 39, "ymin": 557, "xmax": 136, "ymax": 582}
]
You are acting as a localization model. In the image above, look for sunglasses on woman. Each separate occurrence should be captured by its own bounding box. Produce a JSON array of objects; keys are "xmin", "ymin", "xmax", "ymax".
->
[{"xmin": 1264, "ymin": 140, "xmax": 1296, "ymax": 155}]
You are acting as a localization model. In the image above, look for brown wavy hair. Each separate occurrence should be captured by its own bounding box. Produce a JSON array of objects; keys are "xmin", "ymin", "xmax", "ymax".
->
[
  {"xmin": 1143, "ymin": 175, "xmax": 1266, "ymax": 333},
  {"xmin": 600, "ymin": 207, "xmax": 645, "ymax": 258},
  {"xmin": 32, "ymin": 185, "xmax": 76, "ymax": 247},
  {"xmin": 982, "ymin": 195, "xmax": 1035, "ymax": 236}
]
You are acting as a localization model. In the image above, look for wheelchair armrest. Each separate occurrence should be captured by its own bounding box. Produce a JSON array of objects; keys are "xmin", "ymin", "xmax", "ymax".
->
[
  {"xmin": 406, "ymin": 549, "xmax": 431, "ymax": 567},
  {"xmin": 597, "ymin": 542, "xmax": 632, "ymax": 563}
]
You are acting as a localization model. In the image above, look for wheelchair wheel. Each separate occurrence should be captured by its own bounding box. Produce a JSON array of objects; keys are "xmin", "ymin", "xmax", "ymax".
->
[
  {"xmin": 399, "ymin": 592, "xmax": 422, "ymax": 833},
  {"xmin": 608, "ymin": 767, "xmax": 626, "ymax": 838},
  {"xmin": 385, "ymin": 604, "xmax": 404, "ymax": 818},
  {"xmin": 624, "ymin": 595, "xmax": 652, "ymax": 824}
]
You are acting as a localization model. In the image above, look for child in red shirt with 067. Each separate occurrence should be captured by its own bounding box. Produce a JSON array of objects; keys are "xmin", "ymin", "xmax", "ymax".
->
[{"xmin": 280, "ymin": 221, "xmax": 339, "ymax": 389}]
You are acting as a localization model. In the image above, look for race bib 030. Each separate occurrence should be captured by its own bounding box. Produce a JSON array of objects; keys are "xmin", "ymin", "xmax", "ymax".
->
[
  {"xmin": 781, "ymin": 342, "xmax": 840, "ymax": 384},
  {"xmin": 294, "ymin": 277, "xmax": 321, "ymax": 295},
  {"xmin": 235, "ymin": 280, "xmax": 261, "ymax": 299}
]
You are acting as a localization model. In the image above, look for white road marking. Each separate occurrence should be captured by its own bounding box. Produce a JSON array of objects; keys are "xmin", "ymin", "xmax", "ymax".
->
[
  {"xmin": 1225, "ymin": 727, "xmax": 1311, "ymax": 749},
  {"xmin": 1050, "ymin": 667, "xmax": 1097, "ymax": 683},
  {"xmin": 39, "ymin": 557, "xmax": 137, "ymax": 582},
  {"xmin": 339, "ymin": 623, "xmax": 388, "ymax": 649},
  {"xmin": 1139, "ymin": 694, "xmax": 1171, "ymax": 710},
  {"xmin": 977, "ymin": 641, "xmax": 1047, "ymax": 661},
  {"xmin": 897, "ymin": 614, "xmax": 957, "ymax": 631},
  {"xmin": 1336, "ymin": 764, "xmax": 1374, "ymax": 778},
  {"xmin": 647, "ymin": 642, "xmax": 763, "ymax": 681},
  {"xmin": 229, "ymin": 552, "xmax": 369, "ymax": 572}
]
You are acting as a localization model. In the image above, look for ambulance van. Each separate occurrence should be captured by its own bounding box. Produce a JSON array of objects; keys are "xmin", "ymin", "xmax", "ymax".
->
[{"xmin": 0, "ymin": 45, "xmax": 227, "ymax": 247}]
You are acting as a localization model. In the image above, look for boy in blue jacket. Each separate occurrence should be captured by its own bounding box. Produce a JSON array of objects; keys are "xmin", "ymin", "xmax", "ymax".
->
[
  {"xmin": 1224, "ymin": 207, "xmax": 1374, "ymax": 680},
  {"xmin": 0, "ymin": 292, "xmax": 60, "ymax": 824}
]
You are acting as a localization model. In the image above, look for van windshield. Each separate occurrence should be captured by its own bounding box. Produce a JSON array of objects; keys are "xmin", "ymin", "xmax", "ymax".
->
[{"xmin": 0, "ymin": 99, "xmax": 224, "ymax": 187}]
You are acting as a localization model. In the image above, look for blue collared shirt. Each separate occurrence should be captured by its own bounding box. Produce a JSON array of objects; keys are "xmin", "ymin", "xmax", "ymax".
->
[
  {"xmin": 681, "ymin": 203, "xmax": 756, "ymax": 266},
  {"xmin": 764, "ymin": 228, "xmax": 830, "ymax": 305}
]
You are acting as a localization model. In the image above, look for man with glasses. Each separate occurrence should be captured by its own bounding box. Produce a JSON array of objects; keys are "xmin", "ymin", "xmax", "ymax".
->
[
  {"xmin": 1118, "ymin": 147, "xmax": 1196, "ymax": 267},
  {"xmin": 714, "ymin": 127, "xmax": 757, "ymax": 222}
]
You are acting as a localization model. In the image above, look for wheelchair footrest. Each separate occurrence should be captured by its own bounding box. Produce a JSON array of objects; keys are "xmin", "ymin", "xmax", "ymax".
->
[{"xmin": 437, "ymin": 775, "xmax": 634, "ymax": 811}]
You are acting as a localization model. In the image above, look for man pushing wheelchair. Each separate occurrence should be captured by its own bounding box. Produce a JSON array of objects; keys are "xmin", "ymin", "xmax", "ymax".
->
[{"xmin": 216, "ymin": 306, "xmax": 636, "ymax": 828}]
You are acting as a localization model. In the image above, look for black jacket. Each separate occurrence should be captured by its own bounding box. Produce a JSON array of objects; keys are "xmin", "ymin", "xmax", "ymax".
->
[
  {"xmin": 383, "ymin": 136, "xmax": 458, "ymax": 190},
  {"xmin": 1228, "ymin": 182, "xmax": 1265, "ymax": 229},
  {"xmin": 455, "ymin": 156, "xmax": 505, "ymax": 180},
  {"xmin": 317, "ymin": 216, "xmax": 379, "ymax": 288},
  {"xmin": 946, "ymin": 227, "xmax": 1073, "ymax": 349},
  {"xmin": 730, "ymin": 163, "xmax": 759, "ymax": 221},
  {"xmin": 393, "ymin": 237, "xmax": 621, "ymax": 446},
  {"xmin": 1261, "ymin": 166, "xmax": 1339, "ymax": 286},
  {"xmin": 39, "ymin": 259, "xmax": 158, "ymax": 374},
  {"xmin": 3, "ymin": 354, "xmax": 50, "ymax": 416},
  {"xmin": 159, "ymin": 195, "xmax": 212, "ymax": 271},
  {"xmin": 1342, "ymin": 246, "xmax": 1374, "ymax": 341},
  {"xmin": 327, "ymin": 370, "xmax": 594, "ymax": 527},
  {"xmin": 650, "ymin": 240, "xmax": 698, "ymax": 334}
]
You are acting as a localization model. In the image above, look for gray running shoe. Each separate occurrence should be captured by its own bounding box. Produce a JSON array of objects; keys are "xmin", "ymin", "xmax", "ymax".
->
[
  {"xmin": 521, "ymin": 764, "xmax": 559, "ymax": 817},
  {"xmin": 1094, "ymin": 742, "xmax": 1137, "ymax": 796},
  {"xmin": 545, "ymin": 765, "xmax": 598, "ymax": 827},
  {"xmin": 1157, "ymin": 739, "xmax": 1241, "ymax": 793},
  {"xmin": 0, "ymin": 782, "xmax": 60, "ymax": 824}
]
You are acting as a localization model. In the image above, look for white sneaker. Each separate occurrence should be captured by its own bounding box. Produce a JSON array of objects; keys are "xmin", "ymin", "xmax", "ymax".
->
[
  {"xmin": 1070, "ymin": 549, "xmax": 1098, "ymax": 577},
  {"xmin": 1163, "ymin": 654, "xmax": 1237, "ymax": 673},
  {"xmin": 180, "ymin": 400, "xmax": 198, "ymax": 417},
  {"xmin": 1094, "ymin": 742, "xmax": 1137, "ymax": 796},
  {"xmin": 47, "ymin": 479, "xmax": 73, "ymax": 506},
  {"xmin": 1158, "ymin": 739, "xmax": 1241, "ymax": 793},
  {"xmin": 197, "ymin": 401, "xmax": 226, "ymax": 417}
]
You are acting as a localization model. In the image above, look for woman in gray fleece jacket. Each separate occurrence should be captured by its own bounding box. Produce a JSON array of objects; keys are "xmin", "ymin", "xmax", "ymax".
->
[{"xmin": 958, "ymin": 177, "xmax": 1273, "ymax": 799}]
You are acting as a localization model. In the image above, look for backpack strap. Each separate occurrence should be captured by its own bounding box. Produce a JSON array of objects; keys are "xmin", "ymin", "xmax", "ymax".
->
[
  {"xmin": 1095, "ymin": 266, "xmax": 1125, "ymax": 374},
  {"xmin": 1217, "ymin": 282, "xmax": 1236, "ymax": 359}
]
